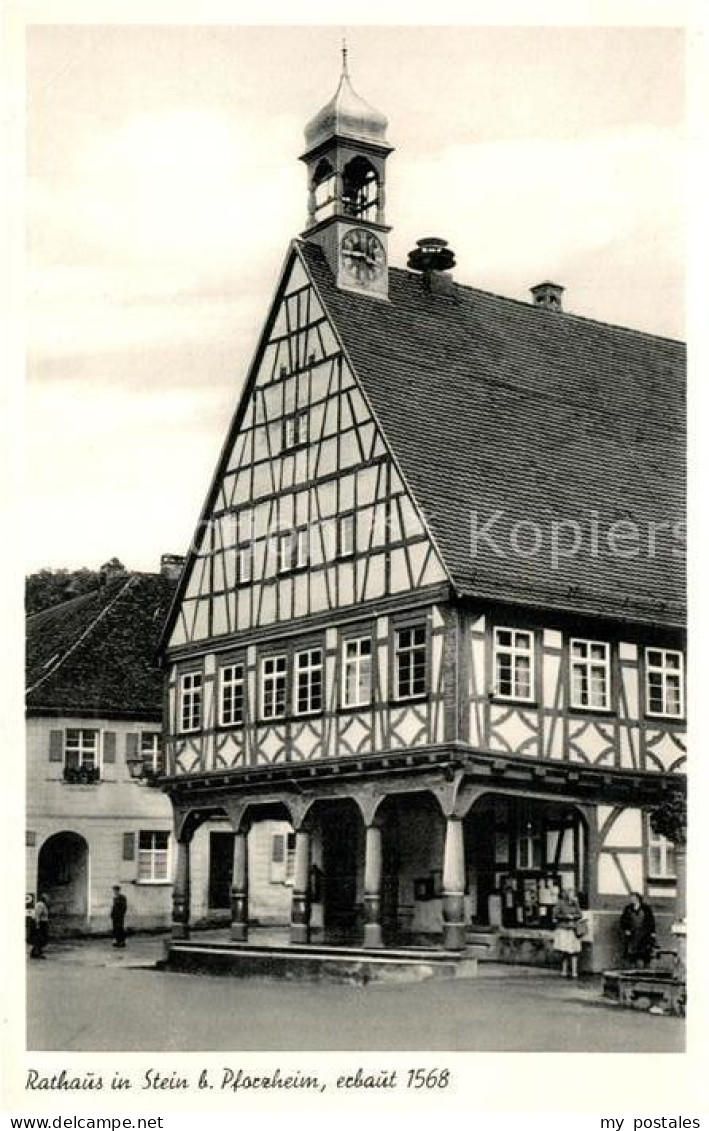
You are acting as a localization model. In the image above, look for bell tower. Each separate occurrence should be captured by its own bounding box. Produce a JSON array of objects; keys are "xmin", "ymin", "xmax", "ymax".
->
[{"xmin": 300, "ymin": 47, "xmax": 393, "ymax": 300}]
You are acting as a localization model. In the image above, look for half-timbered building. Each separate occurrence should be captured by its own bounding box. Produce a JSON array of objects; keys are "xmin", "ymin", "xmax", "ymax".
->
[{"xmin": 159, "ymin": 59, "xmax": 686, "ymax": 971}]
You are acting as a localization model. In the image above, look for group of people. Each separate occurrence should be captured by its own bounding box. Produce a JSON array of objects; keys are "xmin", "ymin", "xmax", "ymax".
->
[
  {"xmin": 552, "ymin": 888, "xmax": 657, "ymax": 977},
  {"xmin": 26, "ymin": 885, "xmax": 128, "ymax": 958}
]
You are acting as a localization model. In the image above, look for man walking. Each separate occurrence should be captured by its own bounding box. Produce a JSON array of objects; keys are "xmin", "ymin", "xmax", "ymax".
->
[
  {"xmin": 111, "ymin": 885, "xmax": 128, "ymax": 948},
  {"xmin": 30, "ymin": 893, "xmax": 49, "ymax": 959}
]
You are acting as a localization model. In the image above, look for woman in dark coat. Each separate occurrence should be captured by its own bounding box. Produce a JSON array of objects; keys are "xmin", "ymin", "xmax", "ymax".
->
[{"xmin": 620, "ymin": 892, "xmax": 656, "ymax": 967}]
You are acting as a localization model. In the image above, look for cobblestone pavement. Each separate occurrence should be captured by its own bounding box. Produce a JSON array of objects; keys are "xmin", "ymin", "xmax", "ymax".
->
[{"xmin": 26, "ymin": 933, "xmax": 684, "ymax": 1053}]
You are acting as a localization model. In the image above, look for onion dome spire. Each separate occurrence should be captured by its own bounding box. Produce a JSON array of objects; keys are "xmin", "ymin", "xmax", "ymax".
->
[{"xmin": 303, "ymin": 47, "xmax": 389, "ymax": 153}]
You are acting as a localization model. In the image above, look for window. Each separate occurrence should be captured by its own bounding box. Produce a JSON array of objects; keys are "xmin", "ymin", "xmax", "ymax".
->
[
  {"xmin": 277, "ymin": 531, "xmax": 294, "ymax": 574},
  {"xmin": 570, "ymin": 639, "xmax": 610, "ymax": 710},
  {"xmin": 220, "ymin": 663, "xmax": 245, "ymax": 726},
  {"xmin": 295, "ymin": 648, "xmax": 323, "ymax": 715},
  {"xmin": 494, "ymin": 628, "xmax": 534, "ymax": 701},
  {"xmin": 270, "ymin": 831, "xmax": 297, "ymax": 884},
  {"xmin": 647, "ymin": 821, "xmax": 676, "ymax": 879},
  {"xmin": 343, "ymin": 636, "xmax": 372, "ymax": 707},
  {"xmin": 282, "ymin": 410, "xmax": 307, "ymax": 451},
  {"xmin": 236, "ymin": 543, "xmax": 252, "ymax": 585},
  {"xmin": 179, "ymin": 672, "xmax": 203, "ymax": 732},
  {"xmin": 65, "ymin": 729, "xmax": 99, "ymax": 770},
  {"xmin": 140, "ymin": 733, "xmax": 164, "ymax": 776},
  {"xmin": 337, "ymin": 514, "xmax": 355, "ymax": 558},
  {"xmin": 646, "ymin": 649, "xmax": 684, "ymax": 718},
  {"xmin": 261, "ymin": 655, "xmax": 287, "ymax": 720},
  {"xmin": 64, "ymin": 729, "xmax": 100, "ymax": 781},
  {"xmin": 394, "ymin": 624, "xmax": 427, "ymax": 700},
  {"xmin": 138, "ymin": 831, "xmax": 170, "ymax": 883},
  {"xmin": 295, "ymin": 525, "xmax": 310, "ymax": 570}
]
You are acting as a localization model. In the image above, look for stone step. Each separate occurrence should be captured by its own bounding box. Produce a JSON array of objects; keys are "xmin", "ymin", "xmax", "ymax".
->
[{"xmin": 164, "ymin": 941, "xmax": 479, "ymax": 984}]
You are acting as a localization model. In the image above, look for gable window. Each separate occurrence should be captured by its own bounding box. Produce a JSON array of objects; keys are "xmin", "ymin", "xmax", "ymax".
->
[
  {"xmin": 179, "ymin": 671, "xmax": 203, "ymax": 732},
  {"xmin": 220, "ymin": 663, "xmax": 245, "ymax": 727},
  {"xmin": 261, "ymin": 655, "xmax": 287, "ymax": 720},
  {"xmin": 647, "ymin": 820, "xmax": 676, "ymax": 880},
  {"xmin": 494, "ymin": 628, "xmax": 534, "ymax": 701},
  {"xmin": 282, "ymin": 410, "xmax": 307, "ymax": 451},
  {"xmin": 343, "ymin": 636, "xmax": 372, "ymax": 707},
  {"xmin": 394, "ymin": 624, "xmax": 427, "ymax": 700},
  {"xmin": 570, "ymin": 639, "xmax": 610, "ymax": 710},
  {"xmin": 295, "ymin": 647, "xmax": 323, "ymax": 715},
  {"xmin": 337, "ymin": 514, "xmax": 355, "ymax": 559},
  {"xmin": 236, "ymin": 543, "xmax": 252, "ymax": 585},
  {"xmin": 277, "ymin": 531, "xmax": 294, "ymax": 575},
  {"xmin": 64, "ymin": 729, "xmax": 100, "ymax": 782},
  {"xmin": 270, "ymin": 831, "xmax": 296, "ymax": 884},
  {"xmin": 295, "ymin": 525, "xmax": 311, "ymax": 570},
  {"xmin": 138, "ymin": 831, "xmax": 170, "ymax": 883},
  {"xmin": 645, "ymin": 648, "xmax": 684, "ymax": 718},
  {"xmin": 140, "ymin": 733, "xmax": 164, "ymax": 776}
]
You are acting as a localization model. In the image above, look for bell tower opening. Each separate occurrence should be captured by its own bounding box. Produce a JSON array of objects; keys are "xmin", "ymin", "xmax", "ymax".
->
[{"xmin": 300, "ymin": 47, "xmax": 393, "ymax": 300}]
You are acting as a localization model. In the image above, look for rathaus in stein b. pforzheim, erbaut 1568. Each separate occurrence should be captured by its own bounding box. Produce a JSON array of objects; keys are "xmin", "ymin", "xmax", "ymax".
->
[{"xmin": 157, "ymin": 53, "xmax": 686, "ymax": 975}]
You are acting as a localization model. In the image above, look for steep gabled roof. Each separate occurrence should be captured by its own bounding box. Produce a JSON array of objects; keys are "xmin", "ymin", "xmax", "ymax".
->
[
  {"xmin": 27, "ymin": 573, "xmax": 177, "ymax": 718},
  {"xmin": 300, "ymin": 241, "xmax": 685, "ymax": 627}
]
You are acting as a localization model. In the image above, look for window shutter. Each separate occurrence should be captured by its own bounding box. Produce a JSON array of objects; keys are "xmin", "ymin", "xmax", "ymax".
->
[
  {"xmin": 103, "ymin": 731, "xmax": 117, "ymax": 763},
  {"xmin": 122, "ymin": 832, "xmax": 136, "ymax": 862},
  {"xmin": 125, "ymin": 733, "xmax": 139, "ymax": 761},
  {"xmin": 49, "ymin": 730, "xmax": 64, "ymax": 762},
  {"xmin": 270, "ymin": 833, "xmax": 287, "ymax": 883}
]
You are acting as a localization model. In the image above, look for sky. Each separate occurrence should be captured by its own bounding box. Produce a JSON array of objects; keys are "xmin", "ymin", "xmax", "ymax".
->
[{"xmin": 26, "ymin": 24, "xmax": 686, "ymax": 573}]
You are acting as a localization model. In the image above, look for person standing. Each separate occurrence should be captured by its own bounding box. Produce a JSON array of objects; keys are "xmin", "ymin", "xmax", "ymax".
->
[
  {"xmin": 30, "ymin": 893, "xmax": 49, "ymax": 959},
  {"xmin": 620, "ymin": 892, "xmax": 656, "ymax": 967},
  {"xmin": 552, "ymin": 887, "xmax": 583, "ymax": 978},
  {"xmin": 111, "ymin": 885, "xmax": 128, "ymax": 948}
]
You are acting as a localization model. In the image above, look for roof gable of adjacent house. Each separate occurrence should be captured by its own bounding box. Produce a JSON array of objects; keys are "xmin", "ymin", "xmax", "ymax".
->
[{"xmin": 26, "ymin": 572, "xmax": 178, "ymax": 719}]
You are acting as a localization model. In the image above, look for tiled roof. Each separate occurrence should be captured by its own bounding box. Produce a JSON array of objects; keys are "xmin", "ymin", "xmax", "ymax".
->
[
  {"xmin": 26, "ymin": 573, "xmax": 177, "ymax": 718},
  {"xmin": 299, "ymin": 241, "xmax": 686, "ymax": 627}
]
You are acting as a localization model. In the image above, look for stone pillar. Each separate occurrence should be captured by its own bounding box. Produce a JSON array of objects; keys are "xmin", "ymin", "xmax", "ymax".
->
[
  {"xmin": 290, "ymin": 829, "xmax": 312, "ymax": 944},
  {"xmin": 675, "ymin": 844, "xmax": 687, "ymax": 922},
  {"xmin": 230, "ymin": 830, "xmax": 249, "ymax": 943},
  {"xmin": 363, "ymin": 824, "xmax": 384, "ymax": 949},
  {"xmin": 442, "ymin": 816, "xmax": 466, "ymax": 950},
  {"xmin": 172, "ymin": 837, "xmax": 191, "ymax": 940}
]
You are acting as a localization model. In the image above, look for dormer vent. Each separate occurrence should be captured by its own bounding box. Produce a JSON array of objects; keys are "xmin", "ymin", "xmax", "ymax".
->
[{"xmin": 531, "ymin": 281, "xmax": 564, "ymax": 311}]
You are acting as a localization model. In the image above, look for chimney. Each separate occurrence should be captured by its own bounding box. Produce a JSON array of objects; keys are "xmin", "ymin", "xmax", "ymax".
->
[
  {"xmin": 99, "ymin": 557, "xmax": 126, "ymax": 581},
  {"xmin": 530, "ymin": 281, "xmax": 564, "ymax": 312},
  {"xmin": 160, "ymin": 553, "xmax": 185, "ymax": 581},
  {"xmin": 407, "ymin": 237, "xmax": 457, "ymax": 296}
]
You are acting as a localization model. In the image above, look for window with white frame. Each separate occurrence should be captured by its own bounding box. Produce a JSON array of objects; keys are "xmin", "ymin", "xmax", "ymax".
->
[
  {"xmin": 570, "ymin": 639, "xmax": 610, "ymax": 710},
  {"xmin": 236, "ymin": 543, "xmax": 252, "ymax": 585},
  {"xmin": 277, "ymin": 530, "xmax": 295, "ymax": 574},
  {"xmin": 220, "ymin": 663, "xmax": 245, "ymax": 726},
  {"xmin": 295, "ymin": 525, "xmax": 310, "ymax": 570},
  {"xmin": 645, "ymin": 648, "xmax": 684, "ymax": 718},
  {"xmin": 179, "ymin": 672, "xmax": 203, "ymax": 732},
  {"xmin": 337, "ymin": 514, "xmax": 355, "ymax": 558},
  {"xmin": 295, "ymin": 648, "xmax": 323, "ymax": 715},
  {"xmin": 494, "ymin": 628, "xmax": 534, "ymax": 701},
  {"xmin": 343, "ymin": 636, "xmax": 373, "ymax": 707},
  {"xmin": 65, "ymin": 729, "xmax": 99, "ymax": 771},
  {"xmin": 140, "ymin": 733, "xmax": 164, "ymax": 775},
  {"xmin": 282, "ymin": 410, "xmax": 307, "ymax": 451},
  {"xmin": 394, "ymin": 624, "xmax": 427, "ymax": 700},
  {"xmin": 647, "ymin": 820, "xmax": 677, "ymax": 879},
  {"xmin": 137, "ymin": 830, "xmax": 170, "ymax": 883},
  {"xmin": 261, "ymin": 655, "xmax": 287, "ymax": 720},
  {"xmin": 270, "ymin": 831, "xmax": 296, "ymax": 884}
]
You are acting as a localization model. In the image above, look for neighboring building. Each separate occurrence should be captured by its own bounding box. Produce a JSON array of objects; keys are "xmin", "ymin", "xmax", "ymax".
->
[
  {"xmin": 158, "ymin": 59, "xmax": 686, "ymax": 970},
  {"xmin": 26, "ymin": 561, "xmax": 179, "ymax": 934}
]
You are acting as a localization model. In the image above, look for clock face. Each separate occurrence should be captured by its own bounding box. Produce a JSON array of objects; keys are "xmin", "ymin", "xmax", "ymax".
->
[{"xmin": 340, "ymin": 229, "xmax": 386, "ymax": 286}]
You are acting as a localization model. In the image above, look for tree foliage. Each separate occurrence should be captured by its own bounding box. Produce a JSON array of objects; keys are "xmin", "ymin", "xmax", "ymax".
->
[
  {"xmin": 26, "ymin": 568, "xmax": 103, "ymax": 615},
  {"xmin": 649, "ymin": 790, "xmax": 687, "ymax": 849}
]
